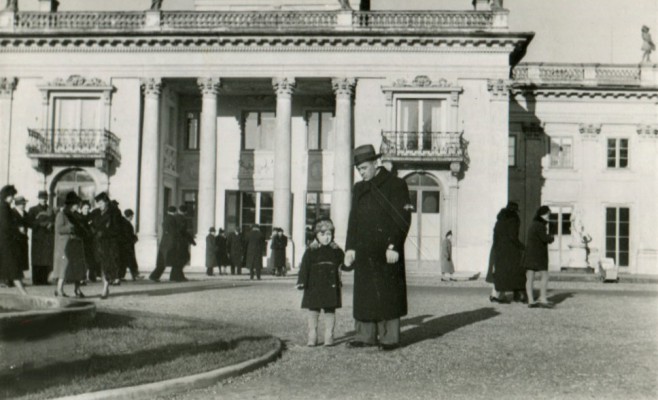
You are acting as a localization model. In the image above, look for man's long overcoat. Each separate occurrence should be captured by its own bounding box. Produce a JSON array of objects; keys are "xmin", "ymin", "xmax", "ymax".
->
[
  {"xmin": 27, "ymin": 204, "xmax": 54, "ymax": 267},
  {"xmin": 345, "ymin": 167, "xmax": 411, "ymax": 321}
]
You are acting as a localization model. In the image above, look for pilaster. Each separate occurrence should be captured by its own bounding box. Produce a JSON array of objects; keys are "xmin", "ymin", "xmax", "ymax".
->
[{"xmin": 0, "ymin": 77, "xmax": 16, "ymax": 187}]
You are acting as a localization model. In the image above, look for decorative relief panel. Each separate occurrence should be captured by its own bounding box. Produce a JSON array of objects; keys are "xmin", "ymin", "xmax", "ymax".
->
[
  {"xmin": 178, "ymin": 156, "xmax": 199, "ymax": 182},
  {"xmin": 579, "ymin": 123, "xmax": 602, "ymax": 139},
  {"xmin": 487, "ymin": 79, "xmax": 510, "ymax": 99},
  {"xmin": 238, "ymin": 152, "xmax": 274, "ymax": 180},
  {"xmin": 637, "ymin": 124, "xmax": 658, "ymax": 138},
  {"xmin": 163, "ymin": 145, "xmax": 177, "ymax": 176}
]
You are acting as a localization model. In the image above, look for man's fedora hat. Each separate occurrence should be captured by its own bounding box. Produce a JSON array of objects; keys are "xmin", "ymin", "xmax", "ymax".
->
[
  {"xmin": 37, "ymin": 190, "xmax": 48, "ymax": 199},
  {"xmin": 65, "ymin": 191, "xmax": 81, "ymax": 205},
  {"xmin": 14, "ymin": 195, "xmax": 28, "ymax": 205},
  {"xmin": 353, "ymin": 144, "xmax": 381, "ymax": 166},
  {"xmin": 94, "ymin": 192, "xmax": 110, "ymax": 203}
]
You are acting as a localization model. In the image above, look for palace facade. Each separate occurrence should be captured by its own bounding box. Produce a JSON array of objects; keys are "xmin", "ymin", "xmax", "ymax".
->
[{"xmin": 0, "ymin": 0, "xmax": 656, "ymax": 275}]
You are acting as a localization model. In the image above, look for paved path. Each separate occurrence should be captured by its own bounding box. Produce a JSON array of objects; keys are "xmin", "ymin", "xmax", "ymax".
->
[{"xmin": 5, "ymin": 274, "xmax": 658, "ymax": 399}]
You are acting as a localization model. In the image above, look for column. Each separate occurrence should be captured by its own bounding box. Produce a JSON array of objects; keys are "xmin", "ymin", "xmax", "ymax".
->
[
  {"xmin": 448, "ymin": 166, "xmax": 460, "ymax": 265},
  {"xmin": 272, "ymin": 77, "xmax": 295, "ymax": 235},
  {"xmin": 331, "ymin": 78, "xmax": 356, "ymax": 246},
  {"xmin": 0, "ymin": 77, "xmax": 16, "ymax": 187},
  {"xmin": 138, "ymin": 78, "xmax": 161, "ymax": 242}
]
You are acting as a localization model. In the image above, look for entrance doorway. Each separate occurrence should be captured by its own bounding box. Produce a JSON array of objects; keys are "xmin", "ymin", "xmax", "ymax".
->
[
  {"xmin": 548, "ymin": 205, "xmax": 572, "ymax": 270},
  {"xmin": 404, "ymin": 172, "xmax": 441, "ymax": 267},
  {"xmin": 51, "ymin": 169, "xmax": 96, "ymax": 209}
]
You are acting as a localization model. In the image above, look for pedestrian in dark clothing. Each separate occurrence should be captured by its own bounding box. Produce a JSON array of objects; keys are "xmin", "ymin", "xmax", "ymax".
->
[
  {"xmin": 53, "ymin": 192, "xmax": 87, "ymax": 298},
  {"xmin": 118, "ymin": 209, "xmax": 141, "ymax": 281},
  {"xmin": 78, "ymin": 201, "xmax": 99, "ymax": 282},
  {"xmin": 90, "ymin": 192, "xmax": 122, "ymax": 299},
  {"xmin": 271, "ymin": 227, "xmax": 288, "ymax": 276},
  {"xmin": 150, "ymin": 206, "xmax": 178, "ymax": 282},
  {"xmin": 170, "ymin": 205, "xmax": 195, "ymax": 282},
  {"xmin": 216, "ymin": 228, "xmax": 230, "ymax": 275},
  {"xmin": 0, "ymin": 185, "xmax": 28, "ymax": 295},
  {"xmin": 297, "ymin": 218, "xmax": 345, "ymax": 347},
  {"xmin": 343, "ymin": 145, "xmax": 412, "ymax": 351},
  {"xmin": 440, "ymin": 231, "xmax": 455, "ymax": 281},
  {"xmin": 12, "ymin": 196, "xmax": 29, "ymax": 274},
  {"xmin": 245, "ymin": 225, "xmax": 265, "ymax": 280},
  {"xmin": 525, "ymin": 205, "xmax": 555, "ymax": 308},
  {"xmin": 206, "ymin": 227, "xmax": 218, "ymax": 276},
  {"xmin": 490, "ymin": 202, "xmax": 526, "ymax": 303},
  {"xmin": 227, "ymin": 227, "xmax": 244, "ymax": 275},
  {"xmin": 27, "ymin": 190, "xmax": 54, "ymax": 285}
]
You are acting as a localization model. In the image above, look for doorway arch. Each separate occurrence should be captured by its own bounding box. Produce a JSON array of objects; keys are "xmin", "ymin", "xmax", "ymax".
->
[
  {"xmin": 404, "ymin": 172, "xmax": 442, "ymax": 267},
  {"xmin": 50, "ymin": 168, "xmax": 97, "ymax": 209}
]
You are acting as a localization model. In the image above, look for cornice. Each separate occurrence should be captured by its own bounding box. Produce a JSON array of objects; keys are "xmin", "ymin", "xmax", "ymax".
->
[
  {"xmin": 0, "ymin": 35, "xmax": 525, "ymax": 53},
  {"xmin": 511, "ymin": 86, "xmax": 658, "ymax": 101}
]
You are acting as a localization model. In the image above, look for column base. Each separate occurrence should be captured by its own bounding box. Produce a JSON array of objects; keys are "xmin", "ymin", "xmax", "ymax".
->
[{"xmin": 190, "ymin": 241, "xmax": 207, "ymax": 270}]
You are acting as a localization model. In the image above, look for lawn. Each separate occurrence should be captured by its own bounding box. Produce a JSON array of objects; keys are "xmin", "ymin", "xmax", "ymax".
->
[{"xmin": 0, "ymin": 310, "xmax": 278, "ymax": 400}]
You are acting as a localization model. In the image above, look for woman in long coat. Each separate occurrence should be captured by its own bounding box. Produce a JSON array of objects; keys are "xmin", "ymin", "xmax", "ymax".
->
[
  {"xmin": 216, "ymin": 228, "xmax": 230, "ymax": 275},
  {"xmin": 12, "ymin": 196, "xmax": 30, "ymax": 274},
  {"xmin": 27, "ymin": 191, "xmax": 55, "ymax": 285},
  {"xmin": 524, "ymin": 205, "xmax": 555, "ymax": 308},
  {"xmin": 270, "ymin": 228, "xmax": 288, "ymax": 276},
  {"xmin": 440, "ymin": 231, "xmax": 455, "ymax": 280},
  {"xmin": 0, "ymin": 185, "xmax": 27, "ymax": 295},
  {"xmin": 53, "ymin": 192, "xmax": 87, "ymax": 298},
  {"xmin": 91, "ymin": 192, "xmax": 122, "ymax": 299},
  {"xmin": 491, "ymin": 204, "xmax": 526, "ymax": 302},
  {"xmin": 227, "ymin": 228, "xmax": 244, "ymax": 275},
  {"xmin": 244, "ymin": 225, "xmax": 264, "ymax": 280}
]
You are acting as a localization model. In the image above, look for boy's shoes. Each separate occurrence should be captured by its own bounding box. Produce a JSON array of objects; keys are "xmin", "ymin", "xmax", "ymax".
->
[
  {"xmin": 347, "ymin": 341, "xmax": 376, "ymax": 348},
  {"xmin": 538, "ymin": 302, "xmax": 554, "ymax": 309},
  {"xmin": 379, "ymin": 343, "xmax": 399, "ymax": 351},
  {"xmin": 528, "ymin": 302, "xmax": 540, "ymax": 308}
]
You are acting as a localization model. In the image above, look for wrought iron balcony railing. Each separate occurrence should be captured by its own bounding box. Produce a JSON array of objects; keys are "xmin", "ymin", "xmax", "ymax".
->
[
  {"xmin": 380, "ymin": 131, "xmax": 464, "ymax": 162},
  {"xmin": 4, "ymin": 10, "xmax": 505, "ymax": 33},
  {"xmin": 26, "ymin": 129, "xmax": 121, "ymax": 162}
]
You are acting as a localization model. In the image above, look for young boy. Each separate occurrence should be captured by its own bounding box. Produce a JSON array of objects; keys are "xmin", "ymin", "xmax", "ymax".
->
[{"xmin": 296, "ymin": 218, "xmax": 345, "ymax": 347}]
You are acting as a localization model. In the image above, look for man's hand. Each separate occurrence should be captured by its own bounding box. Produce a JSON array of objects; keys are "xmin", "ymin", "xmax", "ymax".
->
[
  {"xmin": 344, "ymin": 250, "xmax": 356, "ymax": 267},
  {"xmin": 386, "ymin": 249, "xmax": 399, "ymax": 264}
]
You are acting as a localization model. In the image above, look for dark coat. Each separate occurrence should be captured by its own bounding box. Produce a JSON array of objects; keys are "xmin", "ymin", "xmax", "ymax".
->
[
  {"xmin": 53, "ymin": 209, "xmax": 86, "ymax": 281},
  {"xmin": 206, "ymin": 234, "xmax": 218, "ymax": 268},
  {"xmin": 27, "ymin": 204, "xmax": 55, "ymax": 267},
  {"xmin": 345, "ymin": 167, "xmax": 412, "ymax": 321},
  {"xmin": 270, "ymin": 234, "xmax": 288, "ymax": 267},
  {"xmin": 216, "ymin": 234, "xmax": 230, "ymax": 266},
  {"xmin": 156, "ymin": 213, "xmax": 178, "ymax": 268},
  {"xmin": 90, "ymin": 204, "xmax": 123, "ymax": 281},
  {"xmin": 0, "ymin": 202, "xmax": 22, "ymax": 281},
  {"xmin": 12, "ymin": 209, "xmax": 29, "ymax": 271},
  {"xmin": 297, "ymin": 244, "xmax": 345, "ymax": 310},
  {"xmin": 173, "ymin": 214, "xmax": 195, "ymax": 267},
  {"xmin": 523, "ymin": 216, "xmax": 554, "ymax": 271},
  {"xmin": 244, "ymin": 228, "xmax": 265, "ymax": 270},
  {"xmin": 227, "ymin": 231, "xmax": 243, "ymax": 266},
  {"xmin": 118, "ymin": 217, "xmax": 138, "ymax": 271},
  {"xmin": 492, "ymin": 209, "xmax": 526, "ymax": 291}
]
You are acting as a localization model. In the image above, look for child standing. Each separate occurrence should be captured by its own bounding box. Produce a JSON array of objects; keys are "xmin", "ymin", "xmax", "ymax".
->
[{"xmin": 296, "ymin": 218, "xmax": 345, "ymax": 347}]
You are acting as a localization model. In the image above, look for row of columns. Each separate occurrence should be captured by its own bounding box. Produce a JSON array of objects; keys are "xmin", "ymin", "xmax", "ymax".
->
[{"xmin": 137, "ymin": 77, "xmax": 357, "ymax": 256}]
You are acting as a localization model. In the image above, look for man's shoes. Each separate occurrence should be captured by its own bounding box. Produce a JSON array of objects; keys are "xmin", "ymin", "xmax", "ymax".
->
[
  {"xmin": 347, "ymin": 341, "xmax": 375, "ymax": 348},
  {"xmin": 149, "ymin": 277, "xmax": 160, "ymax": 283},
  {"xmin": 379, "ymin": 343, "xmax": 400, "ymax": 351},
  {"xmin": 538, "ymin": 302, "xmax": 554, "ymax": 309}
]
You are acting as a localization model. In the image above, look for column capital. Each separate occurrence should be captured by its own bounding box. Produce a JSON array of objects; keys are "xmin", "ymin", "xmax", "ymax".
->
[
  {"xmin": 141, "ymin": 77, "xmax": 162, "ymax": 97},
  {"xmin": 272, "ymin": 77, "xmax": 296, "ymax": 98},
  {"xmin": 0, "ymin": 77, "xmax": 16, "ymax": 98},
  {"xmin": 197, "ymin": 77, "xmax": 221, "ymax": 97},
  {"xmin": 487, "ymin": 78, "xmax": 510, "ymax": 100},
  {"xmin": 332, "ymin": 77, "xmax": 356, "ymax": 98}
]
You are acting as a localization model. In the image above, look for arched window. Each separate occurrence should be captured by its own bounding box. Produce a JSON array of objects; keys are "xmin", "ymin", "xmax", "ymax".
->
[{"xmin": 52, "ymin": 169, "xmax": 96, "ymax": 209}]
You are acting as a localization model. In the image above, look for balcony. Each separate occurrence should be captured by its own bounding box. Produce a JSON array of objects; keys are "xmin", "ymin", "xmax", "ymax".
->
[
  {"xmin": 380, "ymin": 131, "xmax": 465, "ymax": 165},
  {"xmin": 26, "ymin": 129, "xmax": 121, "ymax": 172},
  {"xmin": 1, "ymin": 10, "xmax": 507, "ymax": 33}
]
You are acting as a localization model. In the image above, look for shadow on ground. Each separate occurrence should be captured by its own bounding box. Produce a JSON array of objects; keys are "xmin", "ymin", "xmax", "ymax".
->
[{"xmin": 104, "ymin": 283, "xmax": 252, "ymax": 298}]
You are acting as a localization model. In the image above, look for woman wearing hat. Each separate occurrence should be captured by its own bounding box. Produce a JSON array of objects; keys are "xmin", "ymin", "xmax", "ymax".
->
[
  {"xmin": 91, "ymin": 192, "xmax": 122, "ymax": 299},
  {"xmin": 53, "ymin": 191, "xmax": 87, "ymax": 298},
  {"xmin": 0, "ymin": 185, "xmax": 28, "ymax": 295},
  {"xmin": 524, "ymin": 205, "xmax": 555, "ymax": 308}
]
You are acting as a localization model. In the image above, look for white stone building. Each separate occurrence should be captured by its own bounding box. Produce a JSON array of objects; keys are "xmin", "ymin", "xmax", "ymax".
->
[{"xmin": 0, "ymin": 0, "xmax": 656, "ymax": 275}]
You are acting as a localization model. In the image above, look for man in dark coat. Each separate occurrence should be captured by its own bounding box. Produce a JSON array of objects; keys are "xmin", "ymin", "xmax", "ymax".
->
[
  {"xmin": 206, "ymin": 227, "xmax": 218, "ymax": 276},
  {"xmin": 227, "ymin": 227, "xmax": 244, "ymax": 275},
  {"xmin": 26, "ymin": 190, "xmax": 55, "ymax": 285},
  {"xmin": 118, "ymin": 209, "xmax": 141, "ymax": 281},
  {"xmin": 244, "ymin": 224, "xmax": 265, "ymax": 280},
  {"xmin": 270, "ymin": 227, "xmax": 288, "ymax": 276},
  {"xmin": 150, "ymin": 206, "xmax": 178, "ymax": 282},
  {"xmin": 216, "ymin": 228, "xmax": 230, "ymax": 275},
  {"xmin": 491, "ymin": 202, "xmax": 526, "ymax": 302},
  {"xmin": 170, "ymin": 205, "xmax": 195, "ymax": 282},
  {"xmin": 344, "ymin": 144, "xmax": 412, "ymax": 350},
  {"xmin": 0, "ymin": 185, "xmax": 28, "ymax": 294}
]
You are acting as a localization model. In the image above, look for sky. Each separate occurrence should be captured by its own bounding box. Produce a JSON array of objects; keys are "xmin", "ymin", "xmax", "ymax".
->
[{"xmin": 14, "ymin": 0, "xmax": 658, "ymax": 64}]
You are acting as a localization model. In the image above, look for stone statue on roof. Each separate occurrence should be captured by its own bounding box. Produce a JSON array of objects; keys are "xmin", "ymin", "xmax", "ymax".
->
[
  {"xmin": 150, "ymin": 0, "xmax": 163, "ymax": 11},
  {"xmin": 641, "ymin": 25, "xmax": 655, "ymax": 63},
  {"xmin": 338, "ymin": 0, "xmax": 352, "ymax": 11}
]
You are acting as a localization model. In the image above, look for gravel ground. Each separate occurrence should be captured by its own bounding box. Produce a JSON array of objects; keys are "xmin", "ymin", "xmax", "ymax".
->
[{"xmin": 4, "ymin": 273, "xmax": 658, "ymax": 400}]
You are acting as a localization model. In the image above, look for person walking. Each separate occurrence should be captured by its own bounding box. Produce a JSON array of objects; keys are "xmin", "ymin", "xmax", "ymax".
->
[
  {"xmin": 490, "ymin": 202, "xmax": 526, "ymax": 303},
  {"xmin": 78, "ymin": 201, "xmax": 99, "ymax": 282},
  {"xmin": 12, "ymin": 196, "xmax": 30, "ymax": 278},
  {"xmin": 244, "ymin": 224, "xmax": 265, "ymax": 280},
  {"xmin": 118, "ymin": 209, "xmax": 141, "ymax": 281},
  {"xmin": 227, "ymin": 227, "xmax": 244, "ymax": 275},
  {"xmin": 205, "ymin": 227, "xmax": 218, "ymax": 276},
  {"xmin": 53, "ymin": 192, "xmax": 87, "ymax": 298},
  {"xmin": 27, "ymin": 190, "xmax": 55, "ymax": 285},
  {"xmin": 440, "ymin": 231, "xmax": 455, "ymax": 281},
  {"xmin": 90, "ymin": 192, "xmax": 122, "ymax": 299},
  {"xmin": 216, "ymin": 228, "xmax": 230, "ymax": 276},
  {"xmin": 271, "ymin": 227, "xmax": 288, "ymax": 276},
  {"xmin": 343, "ymin": 144, "xmax": 412, "ymax": 351},
  {"xmin": 170, "ymin": 205, "xmax": 195, "ymax": 282},
  {"xmin": 524, "ymin": 205, "xmax": 555, "ymax": 308},
  {"xmin": 0, "ymin": 185, "xmax": 28, "ymax": 295},
  {"xmin": 296, "ymin": 218, "xmax": 345, "ymax": 347},
  {"xmin": 150, "ymin": 206, "xmax": 178, "ymax": 282}
]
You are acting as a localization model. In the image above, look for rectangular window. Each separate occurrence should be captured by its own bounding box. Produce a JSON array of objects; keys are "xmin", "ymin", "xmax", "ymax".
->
[
  {"xmin": 606, "ymin": 207, "xmax": 630, "ymax": 267},
  {"xmin": 548, "ymin": 208, "xmax": 572, "ymax": 236},
  {"xmin": 182, "ymin": 190, "xmax": 198, "ymax": 233},
  {"xmin": 306, "ymin": 111, "xmax": 334, "ymax": 150},
  {"xmin": 607, "ymin": 138, "xmax": 629, "ymax": 169},
  {"xmin": 549, "ymin": 137, "xmax": 573, "ymax": 168},
  {"xmin": 185, "ymin": 111, "xmax": 200, "ymax": 150},
  {"xmin": 508, "ymin": 135, "xmax": 517, "ymax": 167},
  {"xmin": 53, "ymin": 97, "xmax": 101, "ymax": 130},
  {"xmin": 305, "ymin": 192, "xmax": 332, "ymax": 226},
  {"xmin": 396, "ymin": 99, "xmax": 442, "ymax": 151},
  {"xmin": 225, "ymin": 191, "xmax": 274, "ymax": 240},
  {"xmin": 243, "ymin": 111, "xmax": 276, "ymax": 150}
]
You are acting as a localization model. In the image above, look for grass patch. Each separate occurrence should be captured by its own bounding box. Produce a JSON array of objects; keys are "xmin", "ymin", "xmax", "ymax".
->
[{"xmin": 0, "ymin": 311, "xmax": 277, "ymax": 400}]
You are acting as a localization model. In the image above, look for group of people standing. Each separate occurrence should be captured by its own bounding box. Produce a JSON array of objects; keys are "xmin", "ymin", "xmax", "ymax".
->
[
  {"xmin": 150, "ymin": 205, "xmax": 196, "ymax": 282},
  {"xmin": 0, "ymin": 185, "xmax": 141, "ymax": 299},
  {"xmin": 487, "ymin": 202, "xmax": 555, "ymax": 308}
]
